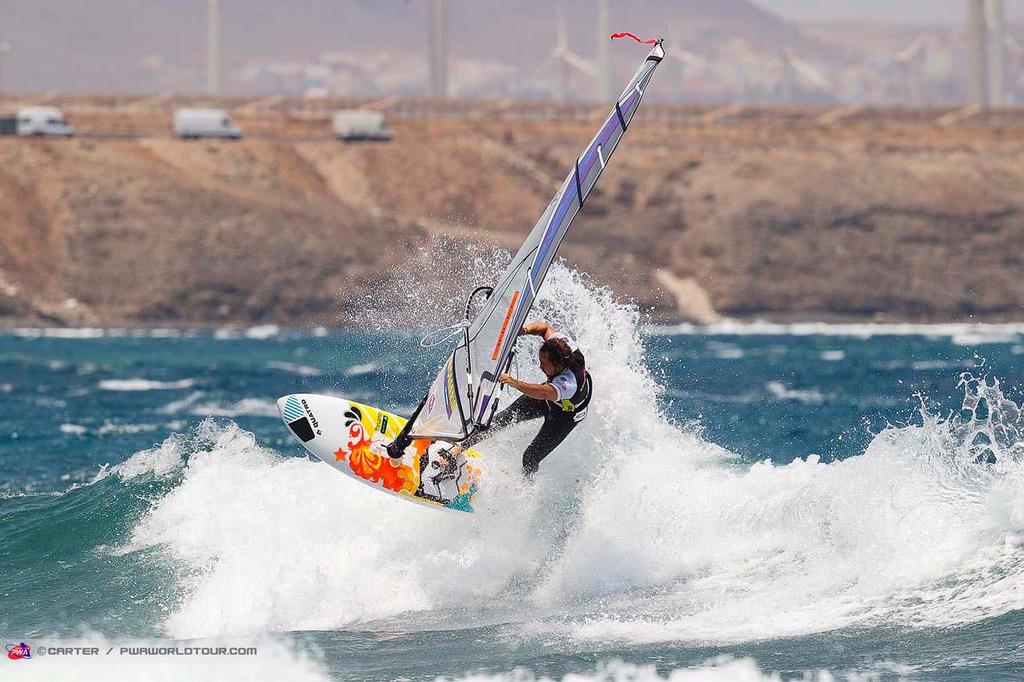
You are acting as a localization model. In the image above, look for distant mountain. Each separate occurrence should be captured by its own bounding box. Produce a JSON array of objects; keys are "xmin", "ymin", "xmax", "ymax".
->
[
  {"xmin": 0, "ymin": 0, "xmax": 829, "ymax": 97},
  {"xmin": 7, "ymin": 0, "xmax": 1016, "ymax": 105}
]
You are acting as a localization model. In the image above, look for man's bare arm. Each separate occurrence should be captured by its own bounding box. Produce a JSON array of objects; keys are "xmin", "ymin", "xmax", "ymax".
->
[
  {"xmin": 498, "ymin": 373, "xmax": 558, "ymax": 401},
  {"xmin": 520, "ymin": 321, "xmax": 556, "ymax": 340}
]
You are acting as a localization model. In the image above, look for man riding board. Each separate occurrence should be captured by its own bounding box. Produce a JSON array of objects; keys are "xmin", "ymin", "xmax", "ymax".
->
[{"xmin": 451, "ymin": 320, "xmax": 592, "ymax": 475}]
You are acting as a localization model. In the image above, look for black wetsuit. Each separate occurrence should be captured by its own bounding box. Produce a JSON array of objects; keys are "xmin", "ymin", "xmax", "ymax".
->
[{"xmin": 463, "ymin": 336, "xmax": 592, "ymax": 474}]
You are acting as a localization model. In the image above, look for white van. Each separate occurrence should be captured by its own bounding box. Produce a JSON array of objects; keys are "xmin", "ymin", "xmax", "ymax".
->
[
  {"xmin": 17, "ymin": 107, "xmax": 74, "ymax": 137},
  {"xmin": 172, "ymin": 108, "xmax": 242, "ymax": 139},
  {"xmin": 332, "ymin": 110, "xmax": 393, "ymax": 142}
]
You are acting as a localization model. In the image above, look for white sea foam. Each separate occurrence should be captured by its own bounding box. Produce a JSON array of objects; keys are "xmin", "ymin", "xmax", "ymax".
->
[
  {"xmin": 266, "ymin": 361, "xmax": 321, "ymax": 376},
  {"xmin": 953, "ymin": 331, "xmax": 1022, "ymax": 346},
  {"xmin": 60, "ymin": 423, "xmax": 87, "ymax": 436},
  {"xmin": 5, "ymin": 327, "xmax": 202, "ymax": 340},
  {"xmin": 102, "ymin": 433, "xmax": 190, "ymax": 482},
  {"xmin": 765, "ymin": 381, "xmax": 826, "ymax": 404},
  {"xmin": 245, "ymin": 325, "xmax": 280, "ymax": 339},
  {"xmin": 190, "ymin": 398, "xmax": 281, "ymax": 418},
  {"xmin": 9, "ymin": 327, "xmax": 108, "ymax": 339},
  {"xmin": 161, "ymin": 394, "xmax": 280, "ymax": 419},
  {"xmin": 442, "ymin": 658, "xmax": 911, "ymax": 682},
  {"xmin": 115, "ymin": 264, "xmax": 1024, "ymax": 647},
  {"xmin": 711, "ymin": 346, "xmax": 744, "ymax": 360},
  {"xmin": 99, "ymin": 378, "xmax": 196, "ymax": 391},
  {"xmin": 159, "ymin": 391, "xmax": 207, "ymax": 414},
  {"xmin": 212, "ymin": 325, "xmax": 283, "ymax": 340},
  {"xmin": 96, "ymin": 421, "xmax": 162, "ymax": 435},
  {"xmin": 444, "ymin": 658, "xmax": 777, "ymax": 682},
  {"xmin": 657, "ymin": 320, "xmax": 1024, "ymax": 342},
  {"xmin": 910, "ymin": 359, "xmax": 976, "ymax": 371}
]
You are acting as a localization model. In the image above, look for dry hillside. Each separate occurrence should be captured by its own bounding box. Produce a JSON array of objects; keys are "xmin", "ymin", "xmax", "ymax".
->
[{"xmin": 1, "ymin": 107, "xmax": 1022, "ymax": 326}]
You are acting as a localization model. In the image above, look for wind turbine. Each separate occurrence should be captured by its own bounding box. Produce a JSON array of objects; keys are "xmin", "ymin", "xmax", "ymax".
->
[
  {"xmin": 530, "ymin": 2, "xmax": 597, "ymax": 101},
  {"xmin": 1005, "ymin": 31, "xmax": 1024, "ymax": 103},
  {"xmin": 428, "ymin": 0, "xmax": 447, "ymax": 98},
  {"xmin": 662, "ymin": 25, "xmax": 709, "ymax": 100},
  {"xmin": 207, "ymin": 0, "xmax": 220, "ymax": 95},
  {"xmin": 719, "ymin": 38, "xmax": 772, "ymax": 102},
  {"xmin": 987, "ymin": 0, "xmax": 1005, "ymax": 107},
  {"xmin": 596, "ymin": 0, "xmax": 611, "ymax": 100},
  {"xmin": 967, "ymin": 0, "xmax": 988, "ymax": 107},
  {"xmin": 893, "ymin": 31, "xmax": 955, "ymax": 105},
  {"xmin": 894, "ymin": 32, "xmax": 930, "ymax": 104},
  {"xmin": 0, "ymin": 42, "xmax": 9, "ymax": 98},
  {"xmin": 779, "ymin": 48, "xmax": 838, "ymax": 102}
]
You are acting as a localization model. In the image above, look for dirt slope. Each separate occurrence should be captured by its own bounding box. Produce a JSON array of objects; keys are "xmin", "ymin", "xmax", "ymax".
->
[{"xmin": 1, "ymin": 111, "xmax": 1022, "ymax": 326}]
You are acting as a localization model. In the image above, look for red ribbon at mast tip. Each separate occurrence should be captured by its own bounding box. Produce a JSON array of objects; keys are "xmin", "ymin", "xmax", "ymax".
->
[{"xmin": 610, "ymin": 32, "xmax": 658, "ymax": 45}]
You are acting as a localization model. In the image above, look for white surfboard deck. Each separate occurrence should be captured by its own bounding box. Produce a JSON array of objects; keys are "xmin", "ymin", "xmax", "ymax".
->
[{"xmin": 277, "ymin": 394, "xmax": 480, "ymax": 513}]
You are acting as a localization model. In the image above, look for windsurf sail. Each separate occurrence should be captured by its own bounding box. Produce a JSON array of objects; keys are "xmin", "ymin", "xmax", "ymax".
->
[{"xmin": 404, "ymin": 39, "xmax": 665, "ymax": 442}]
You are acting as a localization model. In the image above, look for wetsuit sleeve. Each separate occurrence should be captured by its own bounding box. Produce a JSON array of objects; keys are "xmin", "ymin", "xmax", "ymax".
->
[{"xmin": 549, "ymin": 369, "xmax": 578, "ymax": 401}]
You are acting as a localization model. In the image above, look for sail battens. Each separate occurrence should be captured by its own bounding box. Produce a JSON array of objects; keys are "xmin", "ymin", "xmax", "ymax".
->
[
  {"xmin": 407, "ymin": 41, "xmax": 664, "ymax": 441},
  {"xmin": 574, "ymin": 160, "xmax": 584, "ymax": 206},
  {"xmin": 615, "ymin": 102, "xmax": 626, "ymax": 128}
]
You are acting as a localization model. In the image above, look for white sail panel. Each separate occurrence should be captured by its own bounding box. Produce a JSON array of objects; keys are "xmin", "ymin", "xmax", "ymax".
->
[{"xmin": 411, "ymin": 342, "xmax": 472, "ymax": 440}]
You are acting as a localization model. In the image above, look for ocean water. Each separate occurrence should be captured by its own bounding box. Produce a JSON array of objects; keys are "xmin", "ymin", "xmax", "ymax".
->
[{"xmin": 2, "ymin": 268, "xmax": 1024, "ymax": 681}]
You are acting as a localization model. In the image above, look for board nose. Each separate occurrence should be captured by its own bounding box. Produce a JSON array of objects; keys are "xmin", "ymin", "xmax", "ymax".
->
[
  {"xmin": 278, "ymin": 394, "xmax": 303, "ymax": 422},
  {"xmin": 278, "ymin": 394, "xmax": 316, "ymax": 443}
]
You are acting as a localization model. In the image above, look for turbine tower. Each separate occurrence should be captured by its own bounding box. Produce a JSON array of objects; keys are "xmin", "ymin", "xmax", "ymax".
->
[
  {"xmin": 428, "ymin": 0, "xmax": 448, "ymax": 98},
  {"xmin": 0, "ymin": 42, "xmax": 9, "ymax": 98},
  {"xmin": 534, "ymin": 2, "xmax": 597, "ymax": 101},
  {"xmin": 1007, "ymin": 32, "xmax": 1024, "ymax": 105},
  {"xmin": 207, "ymin": 0, "xmax": 220, "ymax": 95},
  {"xmin": 968, "ymin": 0, "xmax": 989, "ymax": 107},
  {"xmin": 988, "ymin": 0, "xmax": 1006, "ymax": 107},
  {"xmin": 596, "ymin": 0, "xmax": 611, "ymax": 100}
]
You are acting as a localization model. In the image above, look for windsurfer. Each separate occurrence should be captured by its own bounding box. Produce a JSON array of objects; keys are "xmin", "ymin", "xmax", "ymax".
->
[{"xmin": 450, "ymin": 320, "xmax": 592, "ymax": 475}]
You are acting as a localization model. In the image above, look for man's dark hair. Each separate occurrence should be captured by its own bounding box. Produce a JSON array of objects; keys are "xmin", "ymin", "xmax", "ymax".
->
[{"xmin": 539, "ymin": 336, "xmax": 573, "ymax": 370}]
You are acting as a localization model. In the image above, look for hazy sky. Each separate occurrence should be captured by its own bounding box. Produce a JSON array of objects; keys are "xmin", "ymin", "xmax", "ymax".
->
[{"xmin": 751, "ymin": 0, "xmax": 1024, "ymax": 25}]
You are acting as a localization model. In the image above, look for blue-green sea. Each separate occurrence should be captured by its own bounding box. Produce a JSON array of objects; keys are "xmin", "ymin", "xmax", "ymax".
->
[{"xmin": 3, "ymin": 274, "xmax": 1024, "ymax": 681}]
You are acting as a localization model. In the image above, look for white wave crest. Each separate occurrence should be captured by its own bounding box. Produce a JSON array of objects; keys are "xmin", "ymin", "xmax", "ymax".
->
[
  {"xmin": 765, "ymin": 381, "xmax": 826, "ymax": 404},
  {"xmin": 441, "ymin": 657, "xmax": 912, "ymax": 682},
  {"xmin": 117, "ymin": 264, "xmax": 1024, "ymax": 647},
  {"xmin": 99, "ymin": 379, "xmax": 196, "ymax": 392},
  {"xmin": 266, "ymin": 361, "xmax": 321, "ymax": 377},
  {"xmin": 659, "ymin": 320, "xmax": 1024, "ymax": 342},
  {"xmin": 191, "ymin": 398, "xmax": 282, "ymax": 418},
  {"xmin": 160, "ymin": 394, "xmax": 289, "ymax": 420}
]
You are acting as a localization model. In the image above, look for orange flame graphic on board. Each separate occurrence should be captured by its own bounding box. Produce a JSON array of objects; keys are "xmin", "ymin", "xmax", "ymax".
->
[{"xmin": 337, "ymin": 418, "xmax": 416, "ymax": 493}]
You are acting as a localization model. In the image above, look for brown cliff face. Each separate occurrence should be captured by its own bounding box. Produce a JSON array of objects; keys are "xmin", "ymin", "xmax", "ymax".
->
[{"xmin": 1, "ymin": 108, "xmax": 1022, "ymax": 326}]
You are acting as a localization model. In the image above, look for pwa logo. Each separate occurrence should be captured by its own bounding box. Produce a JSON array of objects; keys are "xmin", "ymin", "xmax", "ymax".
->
[{"xmin": 6, "ymin": 642, "xmax": 31, "ymax": 660}]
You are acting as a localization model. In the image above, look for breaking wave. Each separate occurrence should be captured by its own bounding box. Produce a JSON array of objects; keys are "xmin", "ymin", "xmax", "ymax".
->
[{"xmin": 75, "ymin": 263, "xmax": 1022, "ymax": 646}]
